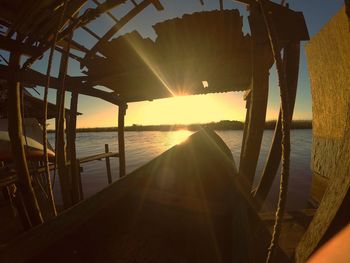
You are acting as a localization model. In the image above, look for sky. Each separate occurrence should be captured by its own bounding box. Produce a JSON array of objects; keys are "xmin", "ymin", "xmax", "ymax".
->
[{"xmin": 2, "ymin": 0, "xmax": 345, "ymax": 128}]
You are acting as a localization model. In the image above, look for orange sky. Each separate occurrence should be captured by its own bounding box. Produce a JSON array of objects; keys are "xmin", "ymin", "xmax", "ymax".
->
[{"xmin": 73, "ymin": 90, "xmax": 293, "ymax": 128}]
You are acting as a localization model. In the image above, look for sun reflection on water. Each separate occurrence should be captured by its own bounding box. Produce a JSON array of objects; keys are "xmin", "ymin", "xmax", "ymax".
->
[{"xmin": 169, "ymin": 130, "xmax": 193, "ymax": 145}]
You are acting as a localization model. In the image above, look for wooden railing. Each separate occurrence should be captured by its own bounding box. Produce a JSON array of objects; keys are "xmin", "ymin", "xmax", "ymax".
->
[{"xmin": 0, "ymin": 144, "xmax": 119, "ymax": 196}]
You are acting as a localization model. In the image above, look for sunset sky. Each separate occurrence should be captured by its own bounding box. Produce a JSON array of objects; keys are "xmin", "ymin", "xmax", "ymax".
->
[{"xmin": 24, "ymin": 0, "xmax": 345, "ymax": 128}]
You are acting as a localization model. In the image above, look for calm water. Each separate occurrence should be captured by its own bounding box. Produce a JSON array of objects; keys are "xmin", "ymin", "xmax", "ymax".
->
[{"xmin": 49, "ymin": 129, "xmax": 312, "ymax": 211}]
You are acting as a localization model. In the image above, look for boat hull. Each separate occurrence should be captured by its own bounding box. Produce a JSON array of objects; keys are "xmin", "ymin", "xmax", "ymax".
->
[
  {"xmin": 0, "ymin": 118, "xmax": 55, "ymax": 161},
  {"xmin": 1, "ymin": 129, "xmax": 288, "ymax": 263}
]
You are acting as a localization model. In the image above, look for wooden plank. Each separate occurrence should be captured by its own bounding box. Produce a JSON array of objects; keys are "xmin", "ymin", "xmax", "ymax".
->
[{"xmin": 79, "ymin": 152, "xmax": 119, "ymax": 164}]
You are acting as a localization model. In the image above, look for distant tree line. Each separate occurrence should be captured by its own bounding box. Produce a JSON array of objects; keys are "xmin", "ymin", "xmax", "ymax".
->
[{"xmin": 48, "ymin": 120, "xmax": 311, "ymax": 133}]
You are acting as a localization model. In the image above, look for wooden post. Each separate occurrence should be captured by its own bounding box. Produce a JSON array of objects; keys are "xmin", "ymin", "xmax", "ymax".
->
[
  {"xmin": 76, "ymin": 159, "xmax": 84, "ymax": 200},
  {"xmin": 219, "ymin": 0, "xmax": 224, "ymax": 10},
  {"xmin": 67, "ymin": 86, "xmax": 81, "ymax": 203},
  {"xmin": 105, "ymin": 144, "xmax": 112, "ymax": 184},
  {"xmin": 118, "ymin": 104, "xmax": 127, "ymax": 177},
  {"xmin": 239, "ymin": 9, "xmax": 271, "ymax": 190},
  {"xmin": 7, "ymin": 51, "xmax": 43, "ymax": 226},
  {"xmin": 56, "ymin": 36, "xmax": 73, "ymax": 209},
  {"xmin": 253, "ymin": 42, "xmax": 300, "ymax": 209}
]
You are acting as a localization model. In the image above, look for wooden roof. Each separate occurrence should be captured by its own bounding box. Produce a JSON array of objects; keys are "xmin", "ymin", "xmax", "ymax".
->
[
  {"xmin": 0, "ymin": 1, "xmax": 309, "ymax": 105},
  {"xmin": 84, "ymin": 10, "xmax": 252, "ymax": 102}
]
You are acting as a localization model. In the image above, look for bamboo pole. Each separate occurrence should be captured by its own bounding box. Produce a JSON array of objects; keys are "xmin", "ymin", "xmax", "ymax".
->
[
  {"xmin": 8, "ymin": 51, "xmax": 43, "ymax": 226},
  {"xmin": 105, "ymin": 144, "xmax": 112, "ymax": 184},
  {"xmin": 118, "ymin": 104, "xmax": 127, "ymax": 177}
]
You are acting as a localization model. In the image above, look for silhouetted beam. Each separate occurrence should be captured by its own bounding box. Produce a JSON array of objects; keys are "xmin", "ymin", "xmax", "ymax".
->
[
  {"xmin": 0, "ymin": 35, "xmax": 42, "ymax": 57},
  {"xmin": 57, "ymin": 0, "xmax": 126, "ymax": 45},
  {"xmin": 92, "ymin": 0, "xmax": 119, "ymax": 23},
  {"xmin": 239, "ymin": 7, "xmax": 271, "ymax": 190},
  {"xmin": 55, "ymin": 46, "xmax": 83, "ymax": 63},
  {"xmin": 7, "ymin": 51, "xmax": 43, "ymax": 227},
  {"xmin": 118, "ymin": 103, "xmax": 127, "ymax": 177},
  {"xmin": 233, "ymin": 0, "xmax": 255, "ymax": 5},
  {"xmin": 0, "ymin": 65, "xmax": 121, "ymax": 105},
  {"xmin": 82, "ymin": 0, "xmax": 164, "ymax": 65},
  {"xmin": 81, "ymin": 25, "xmax": 101, "ymax": 40},
  {"xmin": 253, "ymin": 42, "xmax": 300, "ymax": 210}
]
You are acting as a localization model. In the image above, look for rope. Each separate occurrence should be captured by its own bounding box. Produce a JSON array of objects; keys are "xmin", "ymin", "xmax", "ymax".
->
[
  {"xmin": 43, "ymin": 0, "xmax": 69, "ymax": 216},
  {"xmin": 257, "ymin": 1, "xmax": 291, "ymax": 262}
]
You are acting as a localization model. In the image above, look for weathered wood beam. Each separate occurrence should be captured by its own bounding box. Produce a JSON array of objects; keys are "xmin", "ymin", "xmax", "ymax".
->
[
  {"xmin": 7, "ymin": 51, "xmax": 43, "ymax": 227},
  {"xmin": 0, "ymin": 65, "xmax": 122, "ymax": 105},
  {"xmin": 239, "ymin": 9, "xmax": 271, "ymax": 190},
  {"xmin": 118, "ymin": 104, "xmax": 127, "ymax": 177},
  {"xmin": 56, "ymin": 32, "xmax": 72, "ymax": 209},
  {"xmin": 81, "ymin": 25, "xmax": 101, "ymax": 40},
  {"xmin": 82, "ymin": 0, "xmax": 164, "ymax": 65},
  {"xmin": 0, "ymin": 35, "xmax": 42, "ymax": 57},
  {"xmin": 55, "ymin": 46, "xmax": 83, "ymax": 63},
  {"xmin": 253, "ymin": 42, "xmax": 300, "ymax": 210},
  {"xmin": 67, "ymin": 85, "xmax": 81, "ymax": 203}
]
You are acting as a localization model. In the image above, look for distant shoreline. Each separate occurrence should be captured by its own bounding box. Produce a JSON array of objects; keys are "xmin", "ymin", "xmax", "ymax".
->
[{"xmin": 48, "ymin": 120, "xmax": 312, "ymax": 133}]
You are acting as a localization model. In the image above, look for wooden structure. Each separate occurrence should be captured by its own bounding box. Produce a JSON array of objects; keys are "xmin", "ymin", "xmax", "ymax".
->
[{"xmin": 8, "ymin": 0, "xmax": 350, "ymax": 262}]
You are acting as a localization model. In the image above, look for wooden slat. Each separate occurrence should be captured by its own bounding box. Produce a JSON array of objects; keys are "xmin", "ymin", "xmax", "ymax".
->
[
  {"xmin": 79, "ymin": 152, "xmax": 119, "ymax": 164},
  {"xmin": 83, "ymin": 0, "xmax": 162, "ymax": 64},
  {"xmin": 0, "ymin": 35, "xmax": 42, "ymax": 57}
]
